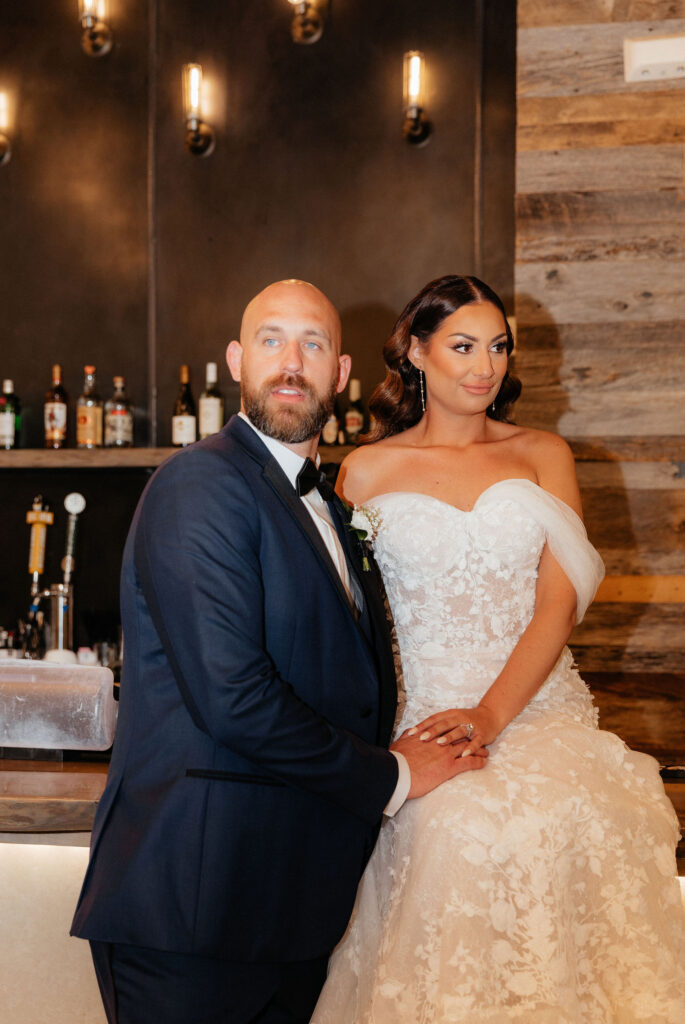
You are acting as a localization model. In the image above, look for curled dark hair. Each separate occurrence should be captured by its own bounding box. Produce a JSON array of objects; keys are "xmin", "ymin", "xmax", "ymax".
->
[{"xmin": 363, "ymin": 275, "xmax": 521, "ymax": 443}]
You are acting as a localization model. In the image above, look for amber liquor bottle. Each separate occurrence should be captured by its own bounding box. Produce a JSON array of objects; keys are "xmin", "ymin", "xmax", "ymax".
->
[
  {"xmin": 172, "ymin": 365, "xmax": 197, "ymax": 446},
  {"xmin": 44, "ymin": 363, "xmax": 69, "ymax": 449}
]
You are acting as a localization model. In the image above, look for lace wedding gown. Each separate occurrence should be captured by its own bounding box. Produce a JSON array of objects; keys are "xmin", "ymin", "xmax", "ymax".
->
[{"xmin": 313, "ymin": 481, "xmax": 685, "ymax": 1023}]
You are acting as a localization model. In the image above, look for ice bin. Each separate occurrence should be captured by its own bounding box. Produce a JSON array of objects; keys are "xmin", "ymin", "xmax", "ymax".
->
[{"xmin": 0, "ymin": 661, "xmax": 117, "ymax": 750}]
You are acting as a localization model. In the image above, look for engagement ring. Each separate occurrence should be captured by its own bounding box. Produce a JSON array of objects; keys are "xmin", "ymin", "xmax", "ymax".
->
[{"xmin": 458, "ymin": 722, "xmax": 474, "ymax": 739}]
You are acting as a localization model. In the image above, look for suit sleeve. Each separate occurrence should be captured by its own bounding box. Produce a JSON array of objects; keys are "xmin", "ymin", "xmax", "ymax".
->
[{"xmin": 133, "ymin": 449, "xmax": 399, "ymax": 825}]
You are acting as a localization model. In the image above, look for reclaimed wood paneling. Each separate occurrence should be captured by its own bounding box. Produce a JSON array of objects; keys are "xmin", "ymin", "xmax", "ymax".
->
[
  {"xmin": 516, "ymin": 6, "xmax": 685, "ymax": 685},
  {"xmin": 518, "ymin": 92, "xmax": 685, "ymax": 150},
  {"xmin": 569, "ymin": 435, "xmax": 684, "ymax": 461},
  {"xmin": 580, "ymin": 487, "xmax": 684, "ymax": 574},
  {"xmin": 583, "ymin": 672, "xmax": 685, "ymax": 762},
  {"xmin": 516, "ymin": 190, "xmax": 685, "ymax": 263},
  {"xmin": 519, "ymin": 20, "xmax": 685, "ymax": 97},
  {"xmin": 595, "ymin": 575, "xmax": 685, "ymax": 600},
  {"xmin": 517, "ymin": 388, "xmax": 684, "ymax": 434},
  {"xmin": 516, "ymin": 259, "xmax": 685, "ymax": 323},
  {"xmin": 517, "ymin": 145, "xmax": 685, "ymax": 194},
  {"xmin": 518, "ymin": 19, "xmax": 683, "ymax": 96},
  {"xmin": 518, "ymin": 320, "xmax": 684, "ymax": 356},
  {"xmin": 518, "ymin": 1, "xmax": 685, "ymax": 29},
  {"xmin": 571, "ymin": 603, "xmax": 684, "ymax": 672}
]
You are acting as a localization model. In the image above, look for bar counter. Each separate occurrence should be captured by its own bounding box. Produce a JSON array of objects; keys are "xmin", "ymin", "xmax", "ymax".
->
[
  {"xmin": 0, "ymin": 758, "xmax": 108, "ymax": 1024},
  {"xmin": 0, "ymin": 757, "xmax": 107, "ymax": 831}
]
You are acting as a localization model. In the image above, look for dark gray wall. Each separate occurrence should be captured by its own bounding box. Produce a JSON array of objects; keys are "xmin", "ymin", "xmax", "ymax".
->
[{"xmin": 0, "ymin": 0, "xmax": 514, "ymax": 635}]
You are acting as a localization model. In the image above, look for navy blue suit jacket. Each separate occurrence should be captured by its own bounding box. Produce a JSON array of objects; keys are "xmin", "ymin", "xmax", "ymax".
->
[{"xmin": 71, "ymin": 416, "xmax": 399, "ymax": 962}]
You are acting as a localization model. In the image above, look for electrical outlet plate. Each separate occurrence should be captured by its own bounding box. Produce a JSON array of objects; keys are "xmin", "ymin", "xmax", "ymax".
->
[{"xmin": 623, "ymin": 34, "xmax": 685, "ymax": 82}]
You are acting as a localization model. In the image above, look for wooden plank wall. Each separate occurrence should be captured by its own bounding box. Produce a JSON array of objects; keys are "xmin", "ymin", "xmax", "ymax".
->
[{"xmin": 515, "ymin": 1, "xmax": 685, "ymax": 683}]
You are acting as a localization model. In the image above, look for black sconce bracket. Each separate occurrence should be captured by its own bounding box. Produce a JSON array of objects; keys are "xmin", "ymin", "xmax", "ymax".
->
[
  {"xmin": 81, "ymin": 17, "xmax": 113, "ymax": 57},
  {"xmin": 291, "ymin": 0, "xmax": 328, "ymax": 45},
  {"xmin": 0, "ymin": 133, "xmax": 11, "ymax": 167},
  {"xmin": 185, "ymin": 121, "xmax": 215, "ymax": 158},
  {"xmin": 402, "ymin": 108, "xmax": 432, "ymax": 147}
]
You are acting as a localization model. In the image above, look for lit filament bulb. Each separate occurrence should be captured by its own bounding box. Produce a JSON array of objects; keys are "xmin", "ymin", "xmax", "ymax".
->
[
  {"xmin": 183, "ymin": 63, "xmax": 202, "ymax": 123},
  {"xmin": 403, "ymin": 50, "xmax": 425, "ymax": 111},
  {"xmin": 0, "ymin": 93, "xmax": 9, "ymax": 134}
]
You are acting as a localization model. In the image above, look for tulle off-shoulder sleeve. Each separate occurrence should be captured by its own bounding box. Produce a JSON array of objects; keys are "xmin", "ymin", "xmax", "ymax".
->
[{"xmin": 486, "ymin": 480, "xmax": 605, "ymax": 623}]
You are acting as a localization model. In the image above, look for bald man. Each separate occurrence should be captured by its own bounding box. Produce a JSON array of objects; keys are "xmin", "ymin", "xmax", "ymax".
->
[{"xmin": 71, "ymin": 281, "xmax": 485, "ymax": 1024}]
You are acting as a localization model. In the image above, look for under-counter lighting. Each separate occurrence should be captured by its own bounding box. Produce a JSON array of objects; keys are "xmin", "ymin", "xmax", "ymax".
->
[
  {"xmin": 287, "ymin": 0, "xmax": 327, "ymax": 45},
  {"xmin": 0, "ymin": 92, "xmax": 12, "ymax": 167},
  {"xmin": 402, "ymin": 50, "xmax": 432, "ymax": 146},
  {"xmin": 78, "ymin": 0, "xmax": 113, "ymax": 58},
  {"xmin": 182, "ymin": 63, "xmax": 215, "ymax": 157}
]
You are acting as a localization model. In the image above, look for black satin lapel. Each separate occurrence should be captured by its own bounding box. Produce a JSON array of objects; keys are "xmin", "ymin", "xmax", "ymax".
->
[
  {"xmin": 330, "ymin": 500, "xmax": 381, "ymax": 649},
  {"xmin": 330, "ymin": 497, "xmax": 398, "ymax": 744},
  {"xmin": 262, "ymin": 460, "xmax": 355, "ymax": 616}
]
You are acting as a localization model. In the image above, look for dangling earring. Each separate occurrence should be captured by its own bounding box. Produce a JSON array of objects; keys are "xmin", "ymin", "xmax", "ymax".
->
[
  {"xmin": 491, "ymin": 400, "xmax": 496, "ymax": 414},
  {"xmin": 419, "ymin": 369, "xmax": 426, "ymax": 413}
]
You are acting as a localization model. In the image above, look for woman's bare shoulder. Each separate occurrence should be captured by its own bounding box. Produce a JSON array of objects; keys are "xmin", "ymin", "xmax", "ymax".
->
[
  {"xmin": 511, "ymin": 425, "xmax": 574, "ymax": 462},
  {"xmin": 335, "ymin": 439, "xmax": 403, "ymax": 505},
  {"xmin": 512, "ymin": 427, "xmax": 581, "ymax": 514}
]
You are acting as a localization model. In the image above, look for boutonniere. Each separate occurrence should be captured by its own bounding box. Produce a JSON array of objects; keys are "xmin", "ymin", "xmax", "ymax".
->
[{"xmin": 340, "ymin": 500, "xmax": 382, "ymax": 572}]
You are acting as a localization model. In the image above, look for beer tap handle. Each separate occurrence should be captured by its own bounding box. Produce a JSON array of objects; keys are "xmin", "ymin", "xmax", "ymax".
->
[
  {"xmin": 61, "ymin": 492, "xmax": 86, "ymax": 586},
  {"xmin": 26, "ymin": 494, "xmax": 54, "ymax": 599}
]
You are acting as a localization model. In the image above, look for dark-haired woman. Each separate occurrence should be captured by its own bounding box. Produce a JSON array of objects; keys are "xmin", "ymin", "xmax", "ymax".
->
[{"xmin": 312, "ymin": 276, "xmax": 685, "ymax": 1023}]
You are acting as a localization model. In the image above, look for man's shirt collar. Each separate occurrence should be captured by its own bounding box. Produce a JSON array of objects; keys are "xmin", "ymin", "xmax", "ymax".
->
[{"xmin": 238, "ymin": 411, "xmax": 319, "ymax": 490}]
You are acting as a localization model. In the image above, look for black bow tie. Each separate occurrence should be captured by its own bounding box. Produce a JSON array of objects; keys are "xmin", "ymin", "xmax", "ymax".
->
[{"xmin": 296, "ymin": 457, "xmax": 335, "ymax": 502}]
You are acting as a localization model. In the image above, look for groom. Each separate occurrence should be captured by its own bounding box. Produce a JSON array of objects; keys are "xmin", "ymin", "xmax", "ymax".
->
[{"xmin": 71, "ymin": 279, "xmax": 486, "ymax": 1024}]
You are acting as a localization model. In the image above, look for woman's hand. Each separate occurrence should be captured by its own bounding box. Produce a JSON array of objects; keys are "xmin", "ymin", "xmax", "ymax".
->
[{"xmin": 406, "ymin": 705, "xmax": 501, "ymax": 758}]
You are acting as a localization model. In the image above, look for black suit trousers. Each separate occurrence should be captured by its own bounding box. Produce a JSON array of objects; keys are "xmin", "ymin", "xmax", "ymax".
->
[{"xmin": 90, "ymin": 941, "xmax": 329, "ymax": 1024}]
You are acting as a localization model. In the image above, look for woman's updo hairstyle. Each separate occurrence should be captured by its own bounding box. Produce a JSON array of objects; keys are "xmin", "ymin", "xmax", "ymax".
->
[{"xmin": 363, "ymin": 274, "xmax": 521, "ymax": 443}]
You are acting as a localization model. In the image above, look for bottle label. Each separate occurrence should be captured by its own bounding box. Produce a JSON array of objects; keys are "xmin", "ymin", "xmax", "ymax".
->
[
  {"xmin": 105, "ymin": 409, "xmax": 133, "ymax": 446},
  {"xmin": 198, "ymin": 397, "xmax": 223, "ymax": 438},
  {"xmin": 44, "ymin": 402, "xmax": 67, "ymax": 442},
  {"xmin": 172, "ymin": 414, "xmax": 196, "ymax": 445},
  {"xmin": 0, "ymin": 410, "xmax": 14, "ymax": 445},
  {"xmin": 77, "ymin": 406, "xmax": 103, "ymax": 447},
  {"xmin": 321, "ymin": 414, "xmax": 339, "ymax": 445},
  {"xmin": 345, "ymin": 409, "xmax": 364, "ymax": 437}
]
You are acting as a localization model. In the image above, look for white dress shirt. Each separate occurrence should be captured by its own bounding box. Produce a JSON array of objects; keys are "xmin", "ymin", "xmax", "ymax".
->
[{"xmin": 239, "ymin": 412, "xmax": 410, "ymax": 816}]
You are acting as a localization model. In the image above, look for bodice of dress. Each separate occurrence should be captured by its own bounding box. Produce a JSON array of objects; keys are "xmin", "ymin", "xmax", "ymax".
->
[{"xmin": 366, "ymin": 480, "xmax": 605, "ymax": 731}]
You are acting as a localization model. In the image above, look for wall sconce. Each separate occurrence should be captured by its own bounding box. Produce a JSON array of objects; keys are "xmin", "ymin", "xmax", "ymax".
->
[
  {"xmin": 78, "ymin": 0, "xmax": 113, "ymax": 57},
  {"xmin": 287, "ymin": 0, "xmax": 328, "ymax": 45},
  {"xmin": 402, "ymin": 51, "xmax": 432, "ymax": 146},
  {"xmin": 182, "ymin": 63, "xmax": 215, "ymax": 157},
  {"xmin": 0, "ymin": 93, "xmax": 12, "ymax": 167}
]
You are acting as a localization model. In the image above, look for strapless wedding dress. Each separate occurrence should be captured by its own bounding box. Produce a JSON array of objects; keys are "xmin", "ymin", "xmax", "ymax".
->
[{"xmin": 313, "ymin": 481, "xmax": 685, "ymax": 1023}]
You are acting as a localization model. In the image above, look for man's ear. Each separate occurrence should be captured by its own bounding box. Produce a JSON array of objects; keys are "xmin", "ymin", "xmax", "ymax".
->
[
  {"xmin": 226, "ymin": 341, "xmax": 242, "ymax": 382},
  {"xmin": 407, "ymin": 335, "xmax": 423, "ymax": 370},
  {"xmin": 336, "ymin": 354, "xmax": 352, "ymax": 394}
]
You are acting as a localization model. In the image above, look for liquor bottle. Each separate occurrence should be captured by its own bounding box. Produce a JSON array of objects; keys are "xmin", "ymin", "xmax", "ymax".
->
[
  {"xmin": 105, "ymin": 376, "xmax": 134, "ymax": 447},
  {"xmin": 76, "ymin": 365, "xmax": 103, "ymax": 449},
  {"xmin": 198, "ymin": 361, "xmax": 224, "ymax": 439},
  {"xmin": 172, "ymin": 364, "xmax": 197, "ymax": 446},
  {"xmin": 0, "ymin": 379, "xmax": 20, "ymax": 449},
  {"xmin": 44, "ymin": 363, "xmax": 69, "ymax": 449},
  {"xmin": 344, "ymin": 379, "xmax": 364, "ymax": 444},
  {"xmin": 321, "ymin": 400, "xmax": 342, "ymax": 446}
]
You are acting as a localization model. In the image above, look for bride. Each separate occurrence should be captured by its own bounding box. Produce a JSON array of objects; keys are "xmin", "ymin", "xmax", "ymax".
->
[{"xmin": 313, "ymin": 275, "xmax": 685, "ymax": 1022}]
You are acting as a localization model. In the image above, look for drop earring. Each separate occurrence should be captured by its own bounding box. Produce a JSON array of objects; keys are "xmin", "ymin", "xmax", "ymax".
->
[
  {"xmin": 419, "ymin": 369, "xmax": 426, "ymax": 413},
  {"xmin": 491, "ymin": 400, "xmax": 496, "ymax": 414}
]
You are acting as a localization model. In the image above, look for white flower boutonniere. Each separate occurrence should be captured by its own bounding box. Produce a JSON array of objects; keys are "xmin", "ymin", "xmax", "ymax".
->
[{"xmin": 348, "ymin": 504, "xmax": 383, "ymax": 571}]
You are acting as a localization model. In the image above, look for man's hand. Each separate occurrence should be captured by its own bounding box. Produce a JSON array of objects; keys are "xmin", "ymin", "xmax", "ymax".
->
[{"xmin": 391, "ymin": 729, "xmax": 488, "ymax": 800}]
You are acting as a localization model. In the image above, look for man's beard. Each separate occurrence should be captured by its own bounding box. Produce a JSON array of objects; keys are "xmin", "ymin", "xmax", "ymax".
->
[{"xmin": 242, "ymin": 371, "xmax": 338, "ymax": 444}]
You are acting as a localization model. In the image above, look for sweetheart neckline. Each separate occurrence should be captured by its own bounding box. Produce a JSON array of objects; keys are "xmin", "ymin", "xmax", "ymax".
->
[{"xmin": 367, "ymin": 478, "xmax": 549, "ymax": 516}]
